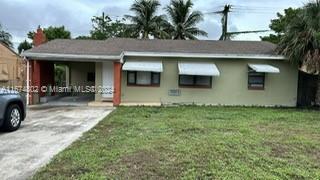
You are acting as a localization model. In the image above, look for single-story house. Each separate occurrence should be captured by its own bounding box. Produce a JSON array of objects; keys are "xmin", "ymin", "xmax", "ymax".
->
[
  {"xmin": 23, "ymin": 28, "xmax": 298, "ymax": 107},
  {"xmin": 0, "ymin": 42, "xmax": 25, "ymax": 88}
]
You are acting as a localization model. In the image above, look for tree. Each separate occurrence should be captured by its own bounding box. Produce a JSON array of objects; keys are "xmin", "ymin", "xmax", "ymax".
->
[
  {"xmin": 0, "ymin": 23, "xmax": 13, "ymax": 47},
  {"xmin": 75, "ymin": 35, "xmax": 92, "ymax": 40},
  {"xmin": 90, "ymin": 13, "xmax": 138, "ymax": 40},
  {"xmin": 261, "ymin": 8, "xmax": 301, "ymax": 44},
  {"xmin": 54, "ymin": 64, "xmax": 66, "ymax": 86},
  {"xmin": 126, "ymin": 0, "xmax": 169, "ymax": 39},
  {"xmin": 165, "ymin": 0, "xmax": 207, "ymax": 40},
  {"xmin": 277, "ymin": 0, "xmax": 320, "ymax": 105},
  {"xmin": 17, "ymin": 40, "xmax": 32, "ymax": 54},
  {"xmin": 28, "ymin": 26, "xmax": 71, "ymax": 41}
]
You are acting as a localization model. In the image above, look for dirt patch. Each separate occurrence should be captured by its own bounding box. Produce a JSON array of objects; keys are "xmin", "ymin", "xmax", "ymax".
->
[
  {"xmin": 264, "ymin": 141, "xmax": 291, "ymax": 158},
  {"xmin": 264, "ymin": 141, "xmax": 320, "ymax": 163},
  {"xmin": 181, "ymin": 127, "xmax": 206, "ymax": 134},
  {"xmin": 254, "ymin": 123, "xmax": 283, "ymax": 133},
  {"xmin": 305, "ymin": 147, "xmax": 320, "ymax": 165},
  {"xmin": 106, "ymin": 150, "xmax": 180, "ymax": 179}
]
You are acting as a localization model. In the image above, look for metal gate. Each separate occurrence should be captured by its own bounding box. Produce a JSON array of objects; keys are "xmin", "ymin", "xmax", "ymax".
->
[{"xmin": 297, "ymin": 71, "xmax": 319, "ymax": 107}]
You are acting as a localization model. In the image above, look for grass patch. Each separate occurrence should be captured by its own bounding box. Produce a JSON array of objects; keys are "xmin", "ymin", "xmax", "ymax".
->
[{"xmin": 33, "ymin": 106, "xmax": 320, "ymax": 179}]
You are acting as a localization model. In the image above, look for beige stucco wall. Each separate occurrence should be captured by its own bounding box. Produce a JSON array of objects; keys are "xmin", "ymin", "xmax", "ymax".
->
[
  {"xmin": 69, "ymin": 62, "xmax": 95, "ymax": 86},
  {"xmin": 0, "ymin": 44, "xmax": 25, "ymax": 87},
  {"xmin": 120, "ymin": 57, "xmax": 298, "ymax": 107}
]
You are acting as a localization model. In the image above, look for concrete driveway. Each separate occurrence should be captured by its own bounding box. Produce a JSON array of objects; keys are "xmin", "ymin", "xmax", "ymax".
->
[{"xmin": 0, "ymin": 106, "xmax": 113, "ymax": 180}]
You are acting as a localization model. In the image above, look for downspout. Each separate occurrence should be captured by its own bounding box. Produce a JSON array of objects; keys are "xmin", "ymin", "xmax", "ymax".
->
[
  {"xmin": 120, "ymin": 52, "xmax": 125, "ymax": 64},
  {"xmin": 25, "ymin": 56, "xmax": 30, "ymax": 105}
]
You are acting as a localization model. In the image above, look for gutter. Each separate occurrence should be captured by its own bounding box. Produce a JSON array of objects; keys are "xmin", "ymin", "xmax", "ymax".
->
[
  {"xmin": 122, "ymin": 51, "xmax": 286, "ymax": 60},
  {"xmin": 21, "ymin": 52, "xmax": 121, "ymax": 62},
  {"xmin": 22, "ymin": 51, "xmax": 286, "ymax": 62}
]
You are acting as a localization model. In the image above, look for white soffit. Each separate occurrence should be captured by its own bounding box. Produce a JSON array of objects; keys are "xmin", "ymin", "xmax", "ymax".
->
[
  {"xmin": 248, "ymin": 64, "xmax": 280, "ymax": 73},
  {"xmin": 122, "ymin": 61, "xmax": 163, "ymax": 72},
  {"xmin": 178, "ymin": 62, "xmax": 220, "ymax": 76}
]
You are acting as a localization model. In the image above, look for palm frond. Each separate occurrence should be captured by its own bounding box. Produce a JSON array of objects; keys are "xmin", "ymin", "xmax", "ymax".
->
[
  {"xmin": 126, "ymin": 0, "xmax": 164, "ymax": 39},
  {"xmin": 184, "ymin": 11, "xmax": 204, "ymax": 28},
  {"xmin": 0, "ymin": 24, "xmax": 13, "ymax": 47},
  {"xmin": 277, "ymin": 1, "xmax": 320, "ymax": 72},
  {"xmin": 166, "ymin": 0, "xmax": 207, "ymax": 40}
]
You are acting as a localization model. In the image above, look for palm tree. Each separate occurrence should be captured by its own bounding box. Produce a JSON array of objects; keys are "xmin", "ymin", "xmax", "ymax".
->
[
  {"xmin": 0, "ymin": 24, "xmax": 13, "ymax": 47},
  {"xmin": 18, "ymin": 40, "xmax": 32, "ymax": 54},
  {"xmin": 277, "ymin": 0, "xmax": 320, "ymax": 105},
  {"xmin": 126, "ymin": 0, "xmax": 170, "ymax": 39},
  {"xmin": 166, "ymin": 0, "xmax": 207, "ymax": 40}
]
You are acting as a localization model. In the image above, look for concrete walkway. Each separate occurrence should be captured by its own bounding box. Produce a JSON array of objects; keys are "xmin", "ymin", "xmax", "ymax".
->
[{"xmin": 0, "ymin": 106, "xmax": 113, "ymax": 180}]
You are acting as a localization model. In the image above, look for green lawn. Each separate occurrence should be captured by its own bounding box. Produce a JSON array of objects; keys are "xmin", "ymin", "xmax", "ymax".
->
[{"xmin": 33, "ymin": 107, "xmax": 320, "ymax": 179}]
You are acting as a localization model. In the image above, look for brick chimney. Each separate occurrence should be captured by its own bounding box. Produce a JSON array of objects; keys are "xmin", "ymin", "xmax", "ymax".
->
[
  {"xmin": 33, "ymin": 26, "xmax": 47, "ymax": 47},
  {"xmin": 29, "ymin": 26, "xmax": 52, "ymax": 105}
]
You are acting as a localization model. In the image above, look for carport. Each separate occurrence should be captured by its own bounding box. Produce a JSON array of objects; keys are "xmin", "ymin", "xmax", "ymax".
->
[
  {"xmin": 26, "ymin": 58, "xmax": 99, "ymax": 105},
  {"xmin": 23, "ymin": 27, "xmax": 122, "ymax": 106},
  {"xmin": 37, "ymin": 61, "xmax": 96, "ymax": 105}
]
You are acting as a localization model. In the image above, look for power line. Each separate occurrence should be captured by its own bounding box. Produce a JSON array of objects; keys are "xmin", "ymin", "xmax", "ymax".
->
[
  {"xmin": 235, "ymin": 5, "xmax": 283, "ymax": 9},
  {"xmin": 234, "ymin": 11, "xmax": 277, "ymax": 14},
  {"xmin": 233, "ymin": 8, "xmax": 277, "ymax": 12},
  {"xmin": 212, "ymin": 4, "xmax": 270, "ymax": 40},
  {"xmin": 204, "ymin": 4, "xmax": 288, "ymax": 15}
]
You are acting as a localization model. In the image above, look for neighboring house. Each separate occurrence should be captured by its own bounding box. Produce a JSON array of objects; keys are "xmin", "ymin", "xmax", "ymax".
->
[
  {"xmin": 0, "ymin": 42, "xmax": 25, "ymax": 88},
  {"xmin": 23, "ymin": 28, "xmax": 298, "ymax": 107}
]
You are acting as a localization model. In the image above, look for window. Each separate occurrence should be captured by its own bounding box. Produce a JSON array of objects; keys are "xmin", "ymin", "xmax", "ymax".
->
[
  {"xmin": 248, "ymin": 72, "xmax": 265, "ymax": 90},
  {"xmin": 179, "ymin": 75, "xmax": 212, "ymax": 88},
  {"xmin": 127, "ymin": 71, "xmax": 160, "ymax": 86},
  {"xmin": 87, "ymin": 72, "xmax": 95, "ymax": 82}
]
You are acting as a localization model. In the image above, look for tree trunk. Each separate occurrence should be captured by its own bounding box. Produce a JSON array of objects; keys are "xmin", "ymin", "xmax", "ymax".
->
[{"xmin": 316, "ymin": 76, "xmax": 320, "ymax": 106}]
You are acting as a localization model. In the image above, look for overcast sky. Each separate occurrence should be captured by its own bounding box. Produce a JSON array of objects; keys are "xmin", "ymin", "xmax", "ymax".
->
[{"xmin": 0, "ymin": 0, "xmax": 307, "ymax": 48}]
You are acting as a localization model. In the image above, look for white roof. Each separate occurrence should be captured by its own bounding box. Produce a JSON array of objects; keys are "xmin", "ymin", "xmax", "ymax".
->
[
  {"xmin": 178, "ymin": 62, "xmax": 220, "ymax": 76},
  {"xmin": 248, "ymin": 64, "xmax": 280, "ymax": 73},
  {"xmin": 122, "ymin": 61, "xmax": 163, "ymax": 72}
]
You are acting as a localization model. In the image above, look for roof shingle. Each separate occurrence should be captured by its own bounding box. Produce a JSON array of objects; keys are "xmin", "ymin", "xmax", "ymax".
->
[{"xmin": 25, "ymin": 38, "xmax": 277, "ymax": 56}]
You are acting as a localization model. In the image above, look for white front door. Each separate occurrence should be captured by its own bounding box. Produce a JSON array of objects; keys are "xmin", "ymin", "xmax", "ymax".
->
[{"xmin": 102, "ymin": 62, "xmax": 114, "ymax": 99}]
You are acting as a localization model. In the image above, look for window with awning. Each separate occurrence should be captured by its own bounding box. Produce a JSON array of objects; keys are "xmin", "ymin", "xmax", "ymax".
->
[
  {"xmin": 247, "ymin": 64, "xmax": 280, "ymax": 90},
  {"xmin": 178, "ymin": 62, "xmax": 220, "ymax": 88},
  {"xmin": 123, "ymin": 61, "xmax": 163, "ymax": 86}
]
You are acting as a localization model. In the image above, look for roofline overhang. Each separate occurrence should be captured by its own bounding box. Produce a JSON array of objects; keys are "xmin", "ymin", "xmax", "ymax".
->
[
  {"xmin": 22, "ymin": 52, "xmax": 121, "ymax": 62},
  {"xmin": 123, "ymin": 51, "xmax": 287, "ymax": 60},
  {"xmin": 22, "ymin": 51, "xmax": 286, "ymax": 62}
]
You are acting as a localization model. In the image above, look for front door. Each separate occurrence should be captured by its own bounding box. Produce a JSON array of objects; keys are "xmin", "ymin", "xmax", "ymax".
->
[{"xmin": 102, "ymin": 62, "xmax": 114, "ymax": 99}]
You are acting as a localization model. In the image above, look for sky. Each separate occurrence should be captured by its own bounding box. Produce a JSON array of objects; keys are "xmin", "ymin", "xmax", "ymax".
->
[{"xmin": 0, "ymin": 0, "xmax": 308, "ymax": 49}]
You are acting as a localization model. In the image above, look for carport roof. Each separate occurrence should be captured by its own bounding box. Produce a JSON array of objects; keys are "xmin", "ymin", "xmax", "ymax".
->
[{"xmin": 23, "ymin": 38, "xmax": 285, "ymax": 60}]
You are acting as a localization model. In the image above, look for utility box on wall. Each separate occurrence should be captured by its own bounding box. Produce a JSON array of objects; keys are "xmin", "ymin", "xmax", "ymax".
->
[{"xmin": 168, "ymin": 89, "xmax": 181, "ymax": 96}]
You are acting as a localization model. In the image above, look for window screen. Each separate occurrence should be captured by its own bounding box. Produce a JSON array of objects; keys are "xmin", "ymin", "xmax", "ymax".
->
[
  {"xmin": 248, "ymin": 72, "xmax": 265, "ymax": 90},
  {"xmin": 127, "ymin": 71, "xmax": 136, "ymax": 84},
  {"xmin": 179, "ymin": 75, "xmax": 212, "ymax": 88},
  {"xmin": 127, "ymin": 71, "xmax": 160, "ymax": 86}
]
